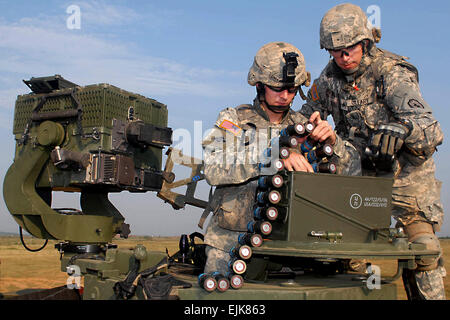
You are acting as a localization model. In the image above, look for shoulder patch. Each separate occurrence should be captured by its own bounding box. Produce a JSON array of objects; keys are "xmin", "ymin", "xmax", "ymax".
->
[
  {"xmin": 310, "ymin": 83, "xmax": 320, "ymax": 102},
  {"xmin": 219, "ymin": 119, "xmax": 242, "ymax": 136}
]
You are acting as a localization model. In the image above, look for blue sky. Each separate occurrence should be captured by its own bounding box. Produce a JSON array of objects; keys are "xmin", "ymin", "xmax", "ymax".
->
[{"xmin": 0, "ymin": 0, "xmax": 449, "ymax": 236}]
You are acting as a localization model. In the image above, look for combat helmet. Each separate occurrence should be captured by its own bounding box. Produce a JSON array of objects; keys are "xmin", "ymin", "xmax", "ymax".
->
[
  {"xmin": 320, "ymin": 3, "xmax": 381, "ymax": 51},
  {"xmin": 248, "ymin": 42, "xmax": 310, "ymax": 89}
]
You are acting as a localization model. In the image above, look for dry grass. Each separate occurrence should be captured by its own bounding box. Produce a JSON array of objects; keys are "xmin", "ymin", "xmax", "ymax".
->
[
  {"xmin": 0, "ymin": 235, "xmax": 179, "ymax": 295},
  {"xmin": 1, "ymin": 236, "xmax": 449, "ymax": 299},
  {"xmin": 370, "ymin": 239, "xmax": 450, "ymax": 300}
]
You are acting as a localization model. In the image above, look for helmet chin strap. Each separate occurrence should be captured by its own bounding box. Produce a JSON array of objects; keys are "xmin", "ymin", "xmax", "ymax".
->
[
  {"xmin": 265, "ymin": 103, "xmax": 291, "ymax": 113},
  {"xmin": 256, "ymin": 83, "xmax": 293, "ymax": 114}
]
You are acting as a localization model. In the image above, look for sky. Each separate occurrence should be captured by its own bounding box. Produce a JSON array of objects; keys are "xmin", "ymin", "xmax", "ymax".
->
[{"xmin": 0, "ymin": 0, "xmax": 449, "ymax": 237}]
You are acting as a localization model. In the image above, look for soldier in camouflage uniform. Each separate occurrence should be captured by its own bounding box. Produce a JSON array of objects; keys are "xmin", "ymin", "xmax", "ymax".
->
[
  {"xmin": 300, "ymin": 3, "xmax": 445, "ymax": 299},
  {"xmin": 200, "ymin": 42, "xmax": 361, "ymax": 276}
]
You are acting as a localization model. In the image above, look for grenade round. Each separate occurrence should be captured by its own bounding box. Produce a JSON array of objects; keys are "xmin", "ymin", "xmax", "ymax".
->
[
  {"xmin": 238, "ymin": 233, "xmax": 263, "ymax": 247},
  {"xmin": 212, "ymin": 272, "xmax": 230, "ymax": 292},
  {"xmin": 314, "ymin": 144, "xmax": 334, "ymax": 159},
  {"xmin": 229, "ymin": 259, "xmax": 247, "ymax": 275},
  {"xmin": 279, "ymin": 135, "xmax": 298, "ymax": 148},
  {"xmin": 271, "ymin": 206, "xmax": 288, "ymax": 221},
  {"xmin": 254, "ymin": 206, "xmax": 282, "ymax": 221},
  {"xmin": 305, "ymin": 122, "xmax": 315, "ymax": 133},
  {"xmin": 312, "ymin": 162, "xmax": 337, "ymax": 174},
  {"xmin": 273, "ymin": 159, "xmax": 285, "ymax": 172},
  {"xmin": 225, "ymin": 272, "xmax": 244, "ymax": 289},
  {"xmin": 279, "ymin": 147, "xmax": 290, "ymax": 159},
  {"xmin": 258, "ymin": 159, "xmax": 284, "ymax": 172},
  {"xmin": 263, "ymin": 147, "xmax": 290, "ymax": 160},
  {"xmin": 280, "ymin": 123, "xmax": 306, "ymax": 137},
  {"xmin": 308, "ymin": 145, "xmax": 334, "ymax": 163},
  {"xmin": 229, "ymin": 245, "xmax": 253, "ymax": 260},
  {"xmin": 257, "ymin": 174, "xmax": 284, "ymax": 189},
  {"xmin": 307, "ymin": 144, "xmax": 334, "ymax": 163},
  {"xmin": 247, "ymin": 220, "xmax": 273, "ymax": 236},
  {"xmin": 266, "ymin": 206, "xmax": 279, "ymax": 221},
  {"xmin": 257, "ymin": 190, "xmax": 281, "ymax": 205},
  {"xmin": 198, "ymin": 273, "xmax": 217, "ymax": 292}
]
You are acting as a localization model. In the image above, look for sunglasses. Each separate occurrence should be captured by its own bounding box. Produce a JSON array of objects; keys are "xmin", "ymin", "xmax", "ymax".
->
[
  {"xmin": 329, "ymin": 43, "xmax": 361, "ymax": 57},
  {"xmin": 266, "ymin": 85, "xmax": 299, "ymax": 93}
]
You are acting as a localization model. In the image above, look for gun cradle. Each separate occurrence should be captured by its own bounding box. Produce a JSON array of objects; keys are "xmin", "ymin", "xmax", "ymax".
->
[{"xmin": 4, "ymin": 76, "xmax": 172, "ymax": 244}]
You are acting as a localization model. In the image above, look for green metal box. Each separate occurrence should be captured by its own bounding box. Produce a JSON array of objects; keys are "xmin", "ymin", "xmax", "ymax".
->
[
  {"xmin": 13, "ymin": 83, "xmax": 168, "ymax": 173},
  {"xmin": 269, "ymin": 172, "xmax": 393, "ymax": 243}
]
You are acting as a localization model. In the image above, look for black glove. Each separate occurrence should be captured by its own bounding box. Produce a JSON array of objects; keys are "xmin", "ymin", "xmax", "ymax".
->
[{"xmin": 369, "ymin": 122, "xmax": 411, "ymax": 161}]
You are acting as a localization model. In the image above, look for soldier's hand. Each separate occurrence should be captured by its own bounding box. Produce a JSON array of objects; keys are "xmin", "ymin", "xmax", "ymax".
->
[
  {"xmin": 308, "ymin": 111, "xmax": 336, "ymax": 145},
  {"xmin": 282, "ymin": 151, "xmax": 314, "ymax": 172},
  {"xmin": 369, "ymin": 122, "xmax": 410, "ymax": 161}
]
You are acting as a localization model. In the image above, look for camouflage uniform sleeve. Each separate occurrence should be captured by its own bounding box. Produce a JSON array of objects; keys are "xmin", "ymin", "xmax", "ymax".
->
[
  {"xmin": 299, "ymin": 79, "xmax": 330, "ymax": 120},
  {"xmin": 333, "ymin": 135, "xmax": 362, "ymax": 176},
  {"xmin": 384, "ymin": 64, "xmax": 444, "ymax": 159},
  {"xmin": 202, "ymin": 108, "xmax": 260, "ymax": 186}
]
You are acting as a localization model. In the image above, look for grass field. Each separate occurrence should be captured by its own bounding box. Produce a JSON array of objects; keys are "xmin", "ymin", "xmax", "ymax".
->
[{"xmin": 1, "ymin": 236, "xmax": 449, "ymax": 300}]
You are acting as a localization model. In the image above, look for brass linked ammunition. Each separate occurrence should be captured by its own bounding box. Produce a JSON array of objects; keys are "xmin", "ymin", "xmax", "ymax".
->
[
  {"xmin": 258, "ymin": 159, "xmax": 285, "ymax": 173},
  {"xmin": 198, "ymin": 273, "xmax": 217, "ymax": 292},
  {"xmin": 280, "ymin": 123, "xmax": 306, "ymax": 137},
  {"xmin": 263, "ymin": 146, "xmax": 290, "ymax": 159},
  {"xmin": 229, "ymin": 245, "xmax": 253, "ymax": 260},
  {"xmin": 228, "ymin": 259, "xmax": 247, "ymax": 275},
  {"xmin": 257, "ymin": 174, "xmax": 284, "ymax": 189},
  {"xmin": 312, "ymin": 162, "xmax": 337, "ymax": 174},
  {"xmin": 254, "ymin": 206, "xmax": 286, "ymax": 221},
  {"xmin": 247, "ymin": 220, "xmax": 273, "ymax": 236},
  {"xmin": 304, "ymin": 122, "xmax": 316, "ymax": 134},
  {"xmin": 306, "ymin": 144, "xmax": 334, "ymax": 162},
  {"xmin": 279, "ymin": 147, "xmax": 290, "ymax": 159},
  {"xmin": 211, "ymin": 271, "xmax": 230, "ymax": 292},
  {"xmin": 280, "ymin": 122, "xmax": 315, "ymax": 138},
  {"xmin": 278, "ymin": 135, "xmax": 298, "ymax": 148},
  {"xmin": 253, "ymin": 206, "xmax": 270, "ymax": 220},
  {"xmin": 238, "ymin": 232, "xmax": 263, "ymax": 247},
  {"xmin": 225, "ymin": 272, "xmax": 244, "ymax": 289},
  {"xmin": 256, "ymin": 190, "xmax": 281, "ymax": 205}
]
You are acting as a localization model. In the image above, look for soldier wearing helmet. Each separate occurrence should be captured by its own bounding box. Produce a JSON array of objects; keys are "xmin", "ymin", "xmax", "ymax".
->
[
  {"xmin": 300, "ymin": 3, "xmax": 445, "ymax": 299},
  {"xmin": 200, "ymin": 41, "xmax": 361, "ymax": 276}
]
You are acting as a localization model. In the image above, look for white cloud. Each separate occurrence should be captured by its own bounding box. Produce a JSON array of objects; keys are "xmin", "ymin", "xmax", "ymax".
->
[
  {"xmin": 0, "ymin": 12, "xmax": 246, "ymax": 122},
  {"xmin": 78, "ymin": 1, "xmax": 142, "ymax": 27}
]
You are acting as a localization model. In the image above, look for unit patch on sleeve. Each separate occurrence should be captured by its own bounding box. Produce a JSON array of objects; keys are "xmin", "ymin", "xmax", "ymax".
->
[{"xmin": 310, "ymin": 83, "xmax": 320, "ymax": 102}]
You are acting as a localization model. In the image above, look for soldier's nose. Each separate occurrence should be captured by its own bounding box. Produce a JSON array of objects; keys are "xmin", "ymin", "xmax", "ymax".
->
[{"xmin": 280, "ymin": 90, "xmax": 289, "ymax": 99}]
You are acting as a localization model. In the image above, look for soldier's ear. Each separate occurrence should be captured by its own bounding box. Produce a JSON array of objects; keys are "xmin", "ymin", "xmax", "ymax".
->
[{"xmin": 256, "ymin": 82, "xmax": 266, "ymax": 101}]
